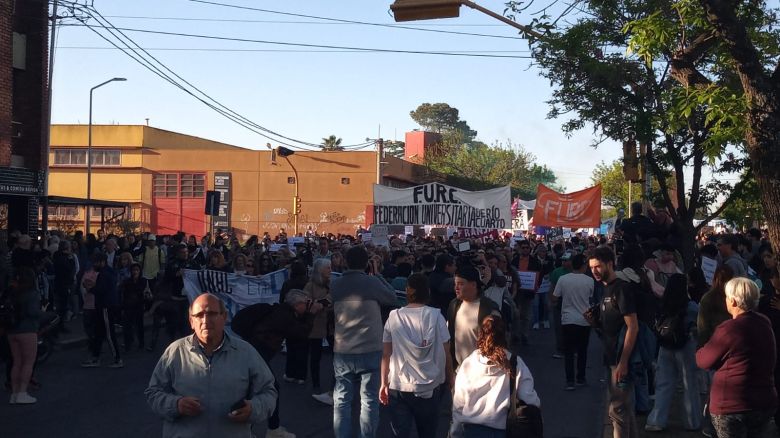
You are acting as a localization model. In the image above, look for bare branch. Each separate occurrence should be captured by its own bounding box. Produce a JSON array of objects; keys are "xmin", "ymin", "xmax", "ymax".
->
[
  {"xmin": 669, "ymin": 31, "xmax": 718, "ymax": 88},
  {"xmin": 696, "ymin": 176, "xmax": 750, "ymax": 230}
]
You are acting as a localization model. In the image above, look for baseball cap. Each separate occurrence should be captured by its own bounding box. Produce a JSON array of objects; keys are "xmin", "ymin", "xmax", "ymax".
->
[
  {"xmin": 146, "ymin": 234, "xmax": 157, "ymax": 241},
  {"xmin": 561, "ymin": 251, "xmax": 574, "ymax": 260}
]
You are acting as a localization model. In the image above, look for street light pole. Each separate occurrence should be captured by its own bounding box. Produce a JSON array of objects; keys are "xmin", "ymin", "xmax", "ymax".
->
[
  {"xmin": 86, "ymin": 77, "xmax": 126, "ymax": 233},
  {"xmin": 282, "ymin": 156, "xmax": 300, "ymax": 235}
]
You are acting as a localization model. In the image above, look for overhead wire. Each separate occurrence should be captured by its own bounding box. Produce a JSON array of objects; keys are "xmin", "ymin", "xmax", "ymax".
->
[
  {"xmin": 56, "ymin": 46, "xmax": 531, "ymax": 54},
  {"xmin": 185, "ymin": 0, "xmax": 524, "ymax": 40},
  {"xmin": 60, "ymin": 2, "xmax": 374, "ymax": 150},
  {"xmin": 58, "ymin": 23, "xmax": 535, "ymax": 59},
  {"xmin": 102, "ymin": 15, "xmax": 507, "ymax": 27}
]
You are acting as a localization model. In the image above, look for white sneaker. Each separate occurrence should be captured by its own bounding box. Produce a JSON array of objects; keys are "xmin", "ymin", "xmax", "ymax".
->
[
  {"xmin": 532, "ymin": 323, "xmax": 539, "ymax": 330},
  {"xmin": 266, "ymin": 426, "xmax": 296, "ymax": 438},
  {"xmin": 543, "ymin": 321, "xmax": 550, "ymax": 329},
  {"xmin": 9, "ymin": 393, "xmax": 17, "ymax": 404},
  {"xmin": 312, "ymin": 392, "xmax": 334, "ymax": 406},
  {"xmin": 14, "ymin": 392, "xmax": 37, "ymax": 404}
]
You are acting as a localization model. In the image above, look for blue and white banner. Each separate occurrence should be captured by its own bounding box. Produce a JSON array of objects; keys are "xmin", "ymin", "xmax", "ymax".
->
[{"xmin": 183, "ymin": 268, "xmax": 289, "ymax": 320}]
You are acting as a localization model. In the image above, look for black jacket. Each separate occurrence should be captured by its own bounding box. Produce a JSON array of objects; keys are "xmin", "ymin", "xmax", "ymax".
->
[
  {"xmin": 428, "ymin": 270, "xmax": 455, "ymax": 314},
  {"xmin": 232, "ymin": 303, "xmax": 314, "ymax": 355}
]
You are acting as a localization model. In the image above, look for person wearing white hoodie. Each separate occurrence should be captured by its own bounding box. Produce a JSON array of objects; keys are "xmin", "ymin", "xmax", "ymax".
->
[
  {"xmin": 451, "ymin": 315, "xmax": 540, "ymax": 437},
  {"xmin": 380, "ymin": 273, "xmax": 453, "ymax": 438}
]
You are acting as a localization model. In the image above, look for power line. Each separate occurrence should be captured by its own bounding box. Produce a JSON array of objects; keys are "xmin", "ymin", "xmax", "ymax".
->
[
  {"xmin": 59, "ymin": 23, "xmax": 534, "ymax": 59},
  {"xmin": 186, "ymin": 0, "xmax": 524, "ymax": 40},
  {"xmin": 56, "ymin": 45, "xmax": 531, "ymax": 54},
  {"xmin": 103, "ymin": 15, "xmax": 507, "ymax": 27},
  {"xmin": 70, "ymin": 5, "xmax": 372, "ymax": 150}
]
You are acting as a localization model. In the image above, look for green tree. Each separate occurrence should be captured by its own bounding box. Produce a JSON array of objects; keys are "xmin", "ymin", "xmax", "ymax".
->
[
  {"xmin": 623, "ymin": 0, "xmax": 780, "ymax": 252},
  {"xmin": 320, "ymin": 135, "xmax": 344, "ymax": 151},
  {"xmin": 591, "ymin": 160, "xmax": 664, "ymax": 211},
  {"xmin": 383, "ymin": 140, "xmax": 405, "ymax": 159},
  {"xmin": 409, "ymin": 102, "xmax": 477, "ymax": 147},
  {"xmin": 721, "ymin": 173, "xmax": 764, "ymax": 230},
  {"xmin": 426, "ymin": 140, "xmax": 558, "ymax": 199},
  {"xmin": 504, "ymin": 0, "xmax": 757, "ymax": 268}
]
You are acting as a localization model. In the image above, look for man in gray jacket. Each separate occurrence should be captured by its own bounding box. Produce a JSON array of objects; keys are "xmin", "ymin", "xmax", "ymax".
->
[
  {"xmin": 145, "ymin": 293, "xmax": 277, "ymax": 438},
  {"xmin": 331, "ymin": 246, "xmax": 399, "ymax": 438}
]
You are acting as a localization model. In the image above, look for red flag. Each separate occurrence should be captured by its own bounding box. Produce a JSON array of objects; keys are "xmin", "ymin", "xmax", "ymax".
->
[{"xmin": 534, "ymin": 184, "xmax": 601, "ymax": 228}]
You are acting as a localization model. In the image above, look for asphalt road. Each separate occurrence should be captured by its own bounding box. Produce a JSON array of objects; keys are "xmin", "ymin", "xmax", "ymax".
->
[{"xmin": 1, "ymin": 322, "xmax": 606, "ymax": 438}]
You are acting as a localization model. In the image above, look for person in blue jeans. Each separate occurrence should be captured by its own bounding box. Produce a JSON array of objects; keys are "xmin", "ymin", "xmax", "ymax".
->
[
  {"xmin": 380, "ymin": 273, "xmax": 453, "ymax": 437},
  {"xmin": 331, "ymin": 247, "xmax": 399, "ymax": 438},
  {"xmin": 645, "ymin": 274, "xmax": 702, "ymax": 432}
]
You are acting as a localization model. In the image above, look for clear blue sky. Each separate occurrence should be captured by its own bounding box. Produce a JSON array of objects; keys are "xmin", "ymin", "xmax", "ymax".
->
[{"xmin": 50, "ymin": 0, "xmax": 625, "ymax": 192}]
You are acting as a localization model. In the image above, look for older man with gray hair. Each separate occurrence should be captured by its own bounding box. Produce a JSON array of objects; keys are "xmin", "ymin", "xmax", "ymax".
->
[
  {"xmin": 146, "ymin": 293, "xmax": 277, "ymax": 438},
  {"xmin": 697, "ymin": 278, "xmax": 777, "ymax": 438}
]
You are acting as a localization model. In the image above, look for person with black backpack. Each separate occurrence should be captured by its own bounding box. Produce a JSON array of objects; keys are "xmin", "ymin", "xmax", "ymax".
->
[{"xmin": 645, "ymin": 274, "xmax": 702, "ymax": 432}]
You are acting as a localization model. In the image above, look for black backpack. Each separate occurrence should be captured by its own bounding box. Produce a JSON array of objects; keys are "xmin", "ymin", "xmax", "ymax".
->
[
  {"xmin": 506, "ymin": 353, "xmax": 543, "ymax": 438},
  {"xmin": 654, "ymin": 311, "xmax": 689, "ymax": 350}
]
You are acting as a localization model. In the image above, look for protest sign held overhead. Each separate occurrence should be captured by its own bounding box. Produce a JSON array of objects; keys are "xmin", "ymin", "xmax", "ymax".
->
[
  {"xmin": 534, "ymin": 184, "xmax": 602, "ymax": 228},
  {"xmin": 373, "ymin": 182, "xmax": 511, "ymax": 228}
]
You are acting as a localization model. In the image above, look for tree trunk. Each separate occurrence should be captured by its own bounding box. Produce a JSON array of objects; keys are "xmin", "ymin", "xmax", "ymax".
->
[
  {"xmin": 745, "ymin": 95, "xmax": 780, "ymax": 254},
  {"xmin": 678, "ymin": 221, "xmax": 698, "ymax": 273}
]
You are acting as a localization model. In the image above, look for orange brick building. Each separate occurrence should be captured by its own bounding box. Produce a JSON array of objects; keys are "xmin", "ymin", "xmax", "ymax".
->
[{"xmin": 48, "ymin": 125, "xmax": 440, "ymax": 237}]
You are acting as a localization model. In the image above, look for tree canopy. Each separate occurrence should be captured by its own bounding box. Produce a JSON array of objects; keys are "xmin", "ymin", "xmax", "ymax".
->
[
  {"xmin": 502, "ymin": 0, "xmax": 779, "ymax": 267},
  {"xmin": 320, "ymin": 135, "xmax": 344, "ymax": 151}
]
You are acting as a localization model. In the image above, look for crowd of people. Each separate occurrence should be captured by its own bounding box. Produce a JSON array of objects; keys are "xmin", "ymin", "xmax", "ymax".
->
[{"xmin": 1, "ymin": 201, "xmax": 779, "ymax": 438}]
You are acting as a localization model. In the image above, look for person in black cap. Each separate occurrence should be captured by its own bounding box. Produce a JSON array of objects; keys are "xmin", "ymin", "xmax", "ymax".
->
[{"xmin": 446, "ymin": 264, "xmax": 501, "ymax": 369}]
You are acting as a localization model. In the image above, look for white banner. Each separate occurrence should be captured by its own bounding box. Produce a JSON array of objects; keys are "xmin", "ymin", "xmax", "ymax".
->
[
  {"xmin": 373, "ymin": 182, "xmax": 511, "ymax": 228},
  {"xmin": 183, "ymin": 269, "xmax": 289, "ymax": 321}
]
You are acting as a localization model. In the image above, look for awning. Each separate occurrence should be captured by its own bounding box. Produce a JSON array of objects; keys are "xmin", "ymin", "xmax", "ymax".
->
[{"xmin": 41, "ymin": 195, "xmax": 128, "ymax": 209}]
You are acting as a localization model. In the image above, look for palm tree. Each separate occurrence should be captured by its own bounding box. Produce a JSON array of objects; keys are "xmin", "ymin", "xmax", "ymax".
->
[{"xmin": 320, "ymin": 135, "xmax": 344, "ymax": 151}]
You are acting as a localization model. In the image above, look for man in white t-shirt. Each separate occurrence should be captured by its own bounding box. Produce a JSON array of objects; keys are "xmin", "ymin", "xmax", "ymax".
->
[
  {"xmin": 380, "ymin": 273, "xmax": 453, "ymax": 438},
  {"xmin": 552, "ymin": 254, "xmax": 595, "ymax": 390}
]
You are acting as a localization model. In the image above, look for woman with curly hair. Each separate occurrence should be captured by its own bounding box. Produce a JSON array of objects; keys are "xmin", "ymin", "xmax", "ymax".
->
[{"xmin": 451, "ymin": 316, "xmax": 540, "ymax": 437}]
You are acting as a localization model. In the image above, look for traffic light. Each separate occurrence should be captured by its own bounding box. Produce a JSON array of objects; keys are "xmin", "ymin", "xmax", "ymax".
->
[
  {"xmin": 293, "ymin": 196, "xmax": 302, "ymax": 214},
  {"xmin": 622, "ymin": 140, "xmax": 639, "ymax": 182}
]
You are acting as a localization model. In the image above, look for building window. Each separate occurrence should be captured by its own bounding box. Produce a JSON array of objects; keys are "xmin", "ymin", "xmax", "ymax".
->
[
  {"xmin": 53, "ymin": 149, "xmax": 119, "ymax": 166},
  {"xmin": 153, "ymin": 174, "xmax": 178, "ymax": 198},
  {"xmin": 53, "ymin": 149, "xmax": 86, "ymax": 165},
  {"xmin": 91, "ymin": 150, "xmax": 121, "ymax": 166},
  {"xmin": 47, "ymin": 206, "xmax": 79, "ymax": 218},
  {"xmin": 89, "ymin": 207, "xmax": 126, "ymax": 218},
  {"xmin": 341, "ymin": 177, "xmax": 350, "ymax": 185},
  {"xmin": 180, "ymin": 174, "xmax": 205, "ymax": 198},
  {"xmin": 287, "ymin": 177, "xmax": 296, "ymax": 184}
]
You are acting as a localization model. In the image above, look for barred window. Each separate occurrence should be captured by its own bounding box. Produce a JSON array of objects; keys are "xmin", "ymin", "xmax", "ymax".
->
[
  {"xmin": 153, "ymin": 174, "xmax": 178, "ymax": 198},
  {"xmin": 53, "ymin": 149, "xmax": 119, "ymax": 166},
  {"xmin": 180, "ymin": 174, "xmax": 205, "ymax": 198}
]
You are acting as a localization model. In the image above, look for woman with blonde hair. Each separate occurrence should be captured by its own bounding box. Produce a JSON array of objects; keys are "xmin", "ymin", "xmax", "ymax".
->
[
  {"xmin": 206, "ymin": 250, "xmax": 232, "ymax": 273},
  {"xmin": 303, "ymin": 258, "xmax": 334, "ymax": 403},
  {"xmin": 697, "ymin": 278, "xmax": 777, "ymax": 438},
  {"xmin": 451, "ymin": 315, "xmax": 540, "ymax": 437}
]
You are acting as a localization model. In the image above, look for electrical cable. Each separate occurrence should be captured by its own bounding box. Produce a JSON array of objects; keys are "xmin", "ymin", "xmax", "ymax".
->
[
  {"xmin": 56, "ymin": 46, "xmax": 531, "ymax": 54},
  {"xmin": 102, "ymin": 15, "xmax": 507, "ymax": 27},
  {"xmin": 67, "ymin": 4, "xmax": 375, "ymax": 150},
  {"xmin": 59, "ymin": 23, "xmax": 534, "ymax": 59},
  {"xmin": 186, "ymin": 0, "xmax": 524, "ymax": 40}
]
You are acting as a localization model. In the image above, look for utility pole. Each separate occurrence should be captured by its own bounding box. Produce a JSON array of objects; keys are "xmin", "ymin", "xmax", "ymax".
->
[
  {"xmin": 376, "ymin": 138, "xmax": 384, "ymax": 185},
  {"xmin": 41, "ymin": 0, "xmax": 59, "ymax": 234}
]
